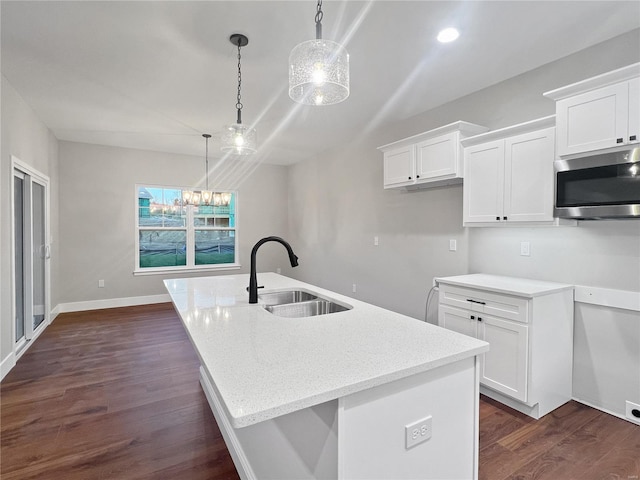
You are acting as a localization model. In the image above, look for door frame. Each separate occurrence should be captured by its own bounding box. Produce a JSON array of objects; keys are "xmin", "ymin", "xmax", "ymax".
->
[{"xmin": 11, "ymin": 155, "xmax": 51, "ymax": 360}]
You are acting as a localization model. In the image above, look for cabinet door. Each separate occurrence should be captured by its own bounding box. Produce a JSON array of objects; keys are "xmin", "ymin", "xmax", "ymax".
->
[
  {"xmin": 503, "ymin": 127, "xmax": 555, "ymax": 222},
  {"xmin": 463, "ymin": 140, "xmax": 504, "ymax": 223},
  {"xmin": 415, "ymin": 132, "xmax": 459, "ymax": 181},
  {"xmin": 479, "ymin": 315, "xmax": 528, "ymax": 402},
  {"xmin": 628, "ymin": 78, "xmax": 639, "ymax": 145},
  {"xmin": 556, "ymin": 82, "xmax": 629, "ymax": 156},
  {"xmin": 383, "ymin": 145, "xmax": 415, "ymax": 188},
  {"xmin": 438, "ymin": 305, "xmax": 478, "ymax": 338}
]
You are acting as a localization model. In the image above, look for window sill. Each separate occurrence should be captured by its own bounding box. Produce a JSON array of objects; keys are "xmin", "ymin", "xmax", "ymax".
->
[{"xmin": 133, "ymin": 264, "xmax": 241, "ymax": 276}]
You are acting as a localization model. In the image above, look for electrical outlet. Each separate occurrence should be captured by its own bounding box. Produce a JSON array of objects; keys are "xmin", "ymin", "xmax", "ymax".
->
[
  {"xmin": 625, "ymin": 400, "xmax": 640, "ymax": 424},
  {"xmin": 449, "ymin": 239, "xmax": 457, "ymax": 251},
  {"xmin": 98, "ymin": 279, "xmax": 105, "ymax": 288},
  {"xmin": 520, "ymin": 241, "xmax": 531, "ymax": 256},
  {"xmin": 352, "ymin": 284, "xmax": 357, "ymax": 293},
  {"xmin": 374, "ymin": 236, "xmax": 379, "ymax": 246},
  {"xmin": 276, "ymin": 267, "xmax": 282, "ymax": 274},
  {"xmin": 405, "ymin": 415, "xmax": 432, "ymax": 449}
]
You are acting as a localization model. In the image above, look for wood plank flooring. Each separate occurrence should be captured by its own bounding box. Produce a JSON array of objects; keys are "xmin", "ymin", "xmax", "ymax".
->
[{"xmin": 2, "ymin": 302, "xmax": 639, "ymax": 479}]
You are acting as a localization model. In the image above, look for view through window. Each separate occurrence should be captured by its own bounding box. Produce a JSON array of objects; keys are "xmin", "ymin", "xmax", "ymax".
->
[{"xmin": 136, "ymin": 186, "xmax": 237, "ymax": 271}]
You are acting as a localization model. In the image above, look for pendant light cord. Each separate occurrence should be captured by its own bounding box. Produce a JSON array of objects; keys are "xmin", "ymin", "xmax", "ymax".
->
[
  {"xmin": 315, "ymin": 0, "xmax": 323, "ymax": 39},
  {"xmin": 236, "ymin": 40, "xmax": 243, "ymax": 124}
]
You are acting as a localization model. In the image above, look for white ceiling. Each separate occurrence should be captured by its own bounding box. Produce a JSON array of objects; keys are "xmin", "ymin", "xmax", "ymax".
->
[{"xmin": 2, "ymin": 1, "xmax": 639, "ymax": 167}]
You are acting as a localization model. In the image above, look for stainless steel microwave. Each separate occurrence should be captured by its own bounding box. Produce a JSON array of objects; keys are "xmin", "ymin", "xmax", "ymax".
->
[{"xmin": 554, "ymin": 148, "xmax": 640, "ymax": 219}]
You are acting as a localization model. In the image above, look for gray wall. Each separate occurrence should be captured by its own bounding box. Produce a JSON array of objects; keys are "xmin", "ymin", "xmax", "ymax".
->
[
  {"xmin": 57, "ymin": 141, "xmax": 292, "ymax": 305},
  {"xmin": 291, "ymin": 29, "xmax": 640, "ymax": 319},
  {"xmin": 1, "ymin": 76, "xmax": 60, "ymax": 370},
  {"xmin": 288, "ymin": 29, "xmax": 640, "ymax": 418}
]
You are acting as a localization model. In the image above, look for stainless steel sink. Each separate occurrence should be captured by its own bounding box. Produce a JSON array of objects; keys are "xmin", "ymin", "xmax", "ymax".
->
[
  {"xmin": 258, "ymin": 289, "xmax": 318, "ymax": 306},
  {"xmin": 258, "ymin": 289, "xmax": 352, "ymax": 317},
  {"xmin": 264, "ymin": 299, "xmax": 351, "ymax": 318}
]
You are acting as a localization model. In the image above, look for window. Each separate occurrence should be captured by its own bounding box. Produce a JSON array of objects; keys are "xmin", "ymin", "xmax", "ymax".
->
[{"xmin": 135, "ymin": 185, "xmax": 238, "ymax": 273}]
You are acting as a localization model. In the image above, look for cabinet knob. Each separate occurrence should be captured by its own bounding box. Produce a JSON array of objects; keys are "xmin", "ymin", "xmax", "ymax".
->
[
  {"xmin": 416, "ymin": 175, "xmax": 420, "ymax": 179},
  {"xmin": 496, "ymin": 216, "xmax": 500, "ymax": 221},
  {"xmin": 408, "ymin": 176, "xmax": 412, "ymax": 180},
  {"xmin": 631, "ymin": 135, "xmax": 637, "ymax": 141},
  {"xmin": 617, "ymin": 138, "xmax": 624, "ymax": 144},
  {"xmin": 478, "ymin": 317, "xmax": 483, "ymax": 322},
  {"xmin": 503, "ymin": 216, "xmax": 508, "ymax": 221},
  {"xmin": 470, "ymin": 315, "xmax": 475, "ymax": 320}
]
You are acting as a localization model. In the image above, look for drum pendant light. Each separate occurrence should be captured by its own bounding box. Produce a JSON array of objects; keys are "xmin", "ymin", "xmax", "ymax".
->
[
  {"xmin": 221, "ymin": 34, "xmax": 257, "ymax": 155},
  {"xmin": 289, "ymin": 0, "xmax": 350, "ymax": 106}
]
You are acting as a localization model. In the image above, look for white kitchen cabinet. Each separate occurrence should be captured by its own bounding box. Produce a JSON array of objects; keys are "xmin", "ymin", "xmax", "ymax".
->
[
  {"xmin": 462, "ymin": 116, "xmax": 557, "ymax": 226},
  {"xmin": 382, "ymin": 144, "xmax": 415, "ymax": 187},
  {"xmin": 544, "ymin": 63, "xmax": 640, "ymax": 157},
  {"xmin": 378, "ymin": 121, "xmax": 487, "ymax": 189},
  {"xmin": 437, "ymin": 274, "xmax": 574, "ymax": 419}
]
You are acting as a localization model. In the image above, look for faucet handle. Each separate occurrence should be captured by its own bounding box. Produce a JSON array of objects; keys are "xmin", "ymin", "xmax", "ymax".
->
[{"xmin": 246, "ymin": 285, "xmax": 264, "ymax": 292}]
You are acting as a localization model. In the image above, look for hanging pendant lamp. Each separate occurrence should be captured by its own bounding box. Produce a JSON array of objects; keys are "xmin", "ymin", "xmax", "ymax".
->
[
  {"xmin": 289, "ymin": 0, "xmax": 349, "ymax": 106},
  {"xmin": 200, "ymin": 133, "xmax": 213, "ymax": 205},
  {"xmin": 221, "ymin": 33, "xmax": 257, "ymax": 155}
]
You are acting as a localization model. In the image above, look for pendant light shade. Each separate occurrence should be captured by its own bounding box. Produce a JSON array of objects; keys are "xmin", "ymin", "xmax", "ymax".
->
[
  {"xmin": 289, "ymin": 0, "xmax": 349, "ymax": 106},
  {"xmin": 221, "ymin": 33, "xmax": 257, "ymax": 155},
  {"xmin": 220, "ymin": 123, "xmax": 257, "ymax": 155}
]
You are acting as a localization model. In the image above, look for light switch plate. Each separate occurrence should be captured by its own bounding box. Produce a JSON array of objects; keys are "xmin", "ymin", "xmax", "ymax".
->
[
  {"xmin": 405, "ymin": 415, "xmax": 432, "ymax": 449},
  {"xmin": 449, "ymin": 239, "xmax": 457, "ymax": 251},
  {"xmin": 520, "ymin": 241, "xmax": 530, "ymax": 256}
]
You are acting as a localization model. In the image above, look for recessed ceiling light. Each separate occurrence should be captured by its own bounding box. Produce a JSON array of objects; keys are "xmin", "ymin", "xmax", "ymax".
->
[{"xmin": 437, "ymin": 27, "xmax": 460, "ymax": 43}]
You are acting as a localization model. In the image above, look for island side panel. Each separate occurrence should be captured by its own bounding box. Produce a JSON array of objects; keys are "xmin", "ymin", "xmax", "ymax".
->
[
  {"xmin": 200, "ymin": 367, "xmax": 339, "ymax": 480},
  {"xmin": 338, "ymin": 357, "xmax": 478, "ymax": 480}
]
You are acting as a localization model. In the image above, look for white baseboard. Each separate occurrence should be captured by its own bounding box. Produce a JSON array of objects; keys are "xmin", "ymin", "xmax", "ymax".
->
[
  {"xmin": 1, "ymin": 352, "xmax": 16, "ymax": 381},
  {"xmin": 54, "ymin": 293, "xmax": 172, "ymax": 315},
  {"xmin": 572, "ymin": 396, "xmax": 637, "ymax": 425}
]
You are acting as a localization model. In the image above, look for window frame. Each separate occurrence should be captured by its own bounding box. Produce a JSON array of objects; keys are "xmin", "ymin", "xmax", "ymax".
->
[{"xmin": 134, "ymin": 184, "xmax": 240, "ymax": 275}]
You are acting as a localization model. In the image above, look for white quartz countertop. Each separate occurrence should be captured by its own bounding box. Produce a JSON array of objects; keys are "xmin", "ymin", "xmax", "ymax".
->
[
  {"xmin": 436, "ymin": 274, "xmax": 574, "ymax": 298},
  {"xmin": 164, "ymin": 273, "xmax": 488, "ymax": 428}
]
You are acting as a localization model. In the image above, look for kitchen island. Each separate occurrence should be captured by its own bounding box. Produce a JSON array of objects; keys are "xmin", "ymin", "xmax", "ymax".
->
[{"xmin": 164, "ymin": 273, "xmax": 488, "ymax": 480}]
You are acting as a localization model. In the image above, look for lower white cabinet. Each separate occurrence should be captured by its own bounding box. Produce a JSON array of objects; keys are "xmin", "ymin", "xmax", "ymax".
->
[{"xmin": 437, "ymin": 274, "xmax": 574, "ymax": 419}]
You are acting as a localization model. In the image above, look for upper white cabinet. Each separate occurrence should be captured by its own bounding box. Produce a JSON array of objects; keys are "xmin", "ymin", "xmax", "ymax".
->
[
  {"xmin": 378, "ymin": 121, "xmax": 488, "ymax": 189},
  {"xmin": 462, "ymin": 116, "xmax": 558, "ymax": 226},
  {"xmin": 544, "ymin": 63, "xmax": 640, "ymax": 157}
]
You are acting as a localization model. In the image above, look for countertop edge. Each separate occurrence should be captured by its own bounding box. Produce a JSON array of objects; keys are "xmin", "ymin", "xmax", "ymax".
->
[
  {"xmin": 436, "ymin": 274, "xmax": 575, "ymax": 298},
  {"xmin": 229, "ymin": 343, "xmax": 489, "ymax": 428}
]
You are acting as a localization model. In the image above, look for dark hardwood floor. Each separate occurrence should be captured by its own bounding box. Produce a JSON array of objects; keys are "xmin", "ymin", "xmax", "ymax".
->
[{"xmin": 2, "ymin": 303, "xmax": 638, "ymax": 479}]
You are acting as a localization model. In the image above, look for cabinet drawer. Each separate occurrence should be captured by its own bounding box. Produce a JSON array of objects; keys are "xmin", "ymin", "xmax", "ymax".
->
[{"xmin": 438, "ymin": 284, "xmax": 529, "ymax": 323}]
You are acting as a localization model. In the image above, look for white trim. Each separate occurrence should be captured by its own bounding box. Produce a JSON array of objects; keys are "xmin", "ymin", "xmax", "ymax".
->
[
  {"xmin": 54, "ymin": 294, "xmax": 172, "ymax": 314},
  {"xmin": 199, "ymin": 366, "xmax": 255, "ymax": 480},
  {"xmin": 133, "ymin": 264, "xmax": 241, "ymax": 276},
  {"xmin": 460, "ymin": 115, "xmax": 556, "ymax": 147},
  {"xmin": 574, "ymin": 285, "xmax": 640, "ymax": 312},
  {"xmin": 1, "ymin": 353, "xmax": 17, "ymax": 381},
  {"xmin": 544, "ymin": 62, "xmax": 640, "ymax": 100},
  {"xmin": 572, "ymin": 396, "xmax": 640, "ymax": 426}
]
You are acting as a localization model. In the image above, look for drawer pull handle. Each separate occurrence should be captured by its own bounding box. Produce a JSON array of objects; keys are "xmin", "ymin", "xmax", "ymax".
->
[
  {"xmin": 466, "ymin": 298, "xmax": 486, "ymax": 305},
  {"xmin": 478, "ymin": 317, "xmax": 483, "ymax": 322}
]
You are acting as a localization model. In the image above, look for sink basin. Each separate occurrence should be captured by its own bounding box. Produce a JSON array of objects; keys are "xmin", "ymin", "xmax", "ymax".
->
[
  {"xmin": 258, "ymin": 289, "xmax": 318, "ymax": 306},
  {"xmin": 264, "ymin": 299, "xmax": 351, "ymax": 318}
]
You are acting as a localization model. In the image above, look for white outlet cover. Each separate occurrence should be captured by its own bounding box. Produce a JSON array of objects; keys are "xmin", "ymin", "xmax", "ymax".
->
[
  {"xmin": 405, "ymin": 415, "xmax": 432, "ymax": 449},
  {"xmin": 625, "ymin": 400, "xmax": 640, "ymax": 424},
  {"xmin": 520, "ymin": 241, "xmax": 530, "ymax": 256},
  {"xmin": 449, "ymin": 239, "xmax": 457, "ymax": 251}
]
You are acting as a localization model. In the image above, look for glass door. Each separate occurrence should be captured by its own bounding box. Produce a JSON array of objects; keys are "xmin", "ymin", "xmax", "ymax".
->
[{"xmin": 13, "ymin": 160, "xmax": 50, "ymax": 350}]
